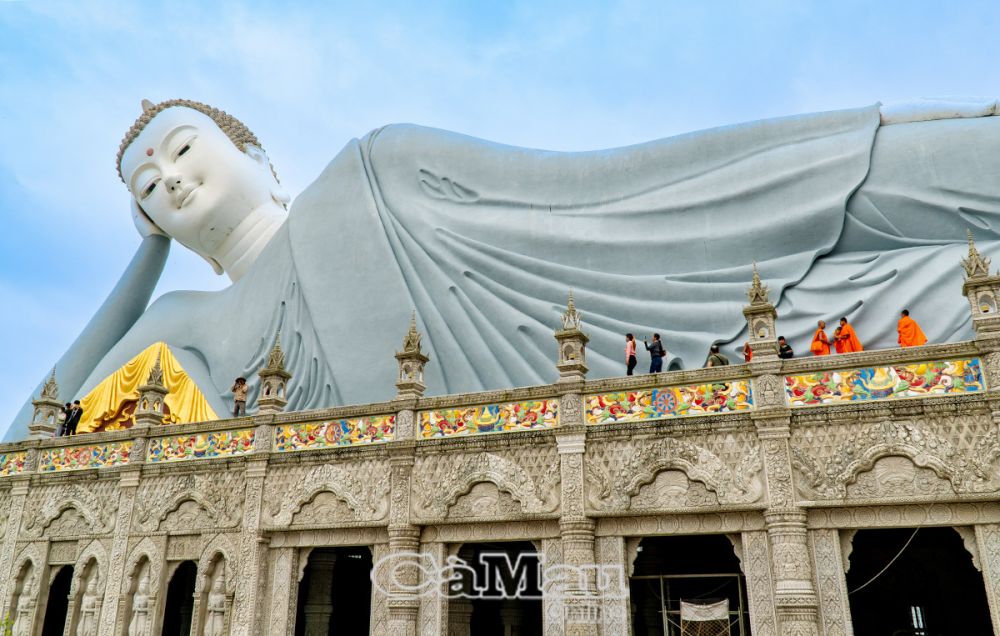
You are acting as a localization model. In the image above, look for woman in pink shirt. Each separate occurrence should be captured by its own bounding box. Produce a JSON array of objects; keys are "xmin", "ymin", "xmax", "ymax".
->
[{"xmin": 625, "ymin": 333, "xmax": 638, "ymax": 376}]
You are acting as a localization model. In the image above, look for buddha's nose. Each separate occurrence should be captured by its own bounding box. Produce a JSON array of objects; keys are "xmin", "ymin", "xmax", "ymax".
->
[{"xmin": 166, "ymin": 175, "xmax": 183, "ymax": 192}]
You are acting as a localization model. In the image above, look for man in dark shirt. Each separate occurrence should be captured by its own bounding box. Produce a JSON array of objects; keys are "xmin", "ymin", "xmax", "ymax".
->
[
  {"xmin": 64, "ymin": 400, "xmax": 83, "ymax": 436},
  {"xmin": 704, "ymin": 344, "xmax": 730, "ymax": 368},
  {"xmin": 778, "ymin": 336, "xmax": 794, "ymax": 359},
  {"xmin": 644, "ymin": 333, "xmax": 667, "ymax": 373}
]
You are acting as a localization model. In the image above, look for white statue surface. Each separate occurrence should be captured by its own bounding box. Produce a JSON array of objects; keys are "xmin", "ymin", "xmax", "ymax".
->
[
  {"xmin": 12, "ymin": 568, "xmax": 37, "ymax": 636},
  {"xmin": 76, "ymin": 575, "xmax": 99, "ymax": 636},
  {"xmin": 128, "ymin": 567, "xmax": 151, "ymax": 636},
  {"xmin": 204, "ymin": 571, "xmax": 227, "ymax": 636},
  {"xmin": 8, "ymin": 97, "xmax": 1000, "ymax": 437}
]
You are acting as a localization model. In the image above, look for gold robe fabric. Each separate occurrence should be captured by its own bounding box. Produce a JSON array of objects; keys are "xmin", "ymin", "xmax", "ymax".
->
[{"xmin": 78, "ymin": 342, "xmax": 217, "ymax": 432}]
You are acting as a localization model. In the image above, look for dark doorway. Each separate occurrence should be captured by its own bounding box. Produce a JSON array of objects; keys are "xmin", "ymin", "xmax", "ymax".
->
[
  {"xmin": 846, "ymin": 527, "xmax": 991, "ymax": 636},
  {"xmin": 40, "ymin": 565, "xmax": 73, "ymax": 636},
  {"xmin": 630, "ymin": 535, "xmax": 750, "ymax": 635},
  {"xmin": 450, "ymin": 541, "xmax": 543, "ymax": 636},
  {"xmin": 162, "ymin": 560, "xmax": 198, "ymax": 636},
  {"xmin": 294, "ymin": 546, "xmax": 372, "ymax": 636}
]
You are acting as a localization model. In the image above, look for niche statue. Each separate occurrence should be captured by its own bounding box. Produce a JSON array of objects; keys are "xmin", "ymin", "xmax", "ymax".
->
[{"xmin": 8, "ymin": 97, "xmax": 1000, "ymax": 437}]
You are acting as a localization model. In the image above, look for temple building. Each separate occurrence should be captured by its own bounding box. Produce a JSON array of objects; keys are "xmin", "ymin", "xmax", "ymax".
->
[{"xmin": 3, "ymin": 241, "xmax": 1000, "ymax": 636}]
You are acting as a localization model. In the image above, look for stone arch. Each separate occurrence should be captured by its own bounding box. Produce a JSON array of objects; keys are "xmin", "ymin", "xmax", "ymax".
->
[
  {"xmin": 121, "ymin": 536, "xmax": 163, "ymax": 595},
  {"xmin": 434, "ymin": 453, "xmax": 547, "ymax": 518},
  {"xmin": 67, "ymin": 551, "xmax": 103, "ymax": 636},
  {"xmin": 196, "ymin": 534, "xmax": 237, "ymax": 595},
  {"xmin": 195, "ymin": 539, "xmax": 234, "ymax": 636},
  {"xmin": 155, "ymin": 492, "xmax": 223, "ymax": 531},
  {"xmin": 7, "ymin": 550, "xmax": 41, "ymax": 622},
  {"xmin": 40, "ymin": 500, "xmax": 101, "ymax": 537}
]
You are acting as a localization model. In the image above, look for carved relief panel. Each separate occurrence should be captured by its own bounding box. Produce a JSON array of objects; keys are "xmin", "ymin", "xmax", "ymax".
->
[{"xmin": 262, "ymin": 458, "xmax": 391, "ymax": 527}]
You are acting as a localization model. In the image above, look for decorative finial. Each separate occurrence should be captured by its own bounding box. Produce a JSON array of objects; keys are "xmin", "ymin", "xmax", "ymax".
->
[
  {"xmin": 401, "ymin": 312, "xmax": 422, "ymax": 354},
  {"xmin": 561, "ymin": 290, "xmax": 583, "ymax": 331},
  {"xmin": 146, "ymin": 353, "xmax": 165, "ymax": 387},
  {"xmin": 746, "ymin": 261, "xmax": 771, "ymax": 305},
  {"xmin": 962, "ymin": 229, "xmax": 992, "ymax": 278},
  {"xmin": 40, "ymin": 367, "xmax": 59, "ymax": 400},
  {"xmin": 265, "ymin": 331, "xmax": 286, "ymax": 370},
  {"xmin": 141, "ymin": 98, "xmax": 155, "ymax": 113}
]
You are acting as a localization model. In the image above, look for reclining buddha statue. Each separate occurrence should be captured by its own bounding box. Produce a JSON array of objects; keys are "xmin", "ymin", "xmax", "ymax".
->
[{"xmin": 7, "ymin": 96, "xmax": 1000, "ymax": 439}]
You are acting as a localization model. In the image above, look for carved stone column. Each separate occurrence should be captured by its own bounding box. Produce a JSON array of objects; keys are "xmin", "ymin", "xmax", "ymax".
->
[
  {"xmin": 387, "ymin": 440, "xmax": 421, "ymax": 636},
  {"xmin": 0, "ymin": 475, "xmax": 31, "ymax": 609},
  {"xmin": 754, "ymin": 412, "xmax": 820, "ymax": 635},
  {"xmin": 99, "ymin": 467, "xmax": 142, "ymax": 634},
  {"xmin": 593, "ymin": 535, "xmax": 632, "ymax": 636},
  {"xmin": 740, "ymin": 531, "xmax": 779, "ymax": 636},
  {"xmin": 539, "ymin": 537, "xmax": 566, "ymax": 636},
  {"xmin": 230, "ymin": 428, "xmax": 270, "ymax": 636},
  {"xmin": 302, "ymin": 550, "xmax": 337, "ymax": 635},
  {"xmin": 554, "ymin": 425, "xmax": 600, "ymax": 636},
  {"xmin": 418, "ymin": 542, "xmax": 448, "ymax": 636},
  {"xmin": 447, "ymin": 597, "xmax": 474, "ymax": 636},
  {"xmin": 809, "ymin": 529, "xmax": 853, "ymax": 636},
  {"xmin": 975, "ymin": 523, "xmax": 1000, "ymax": 635},
  {"xmin": 369, "ymin": 543, "xmax": 391, "ymax": 634},
  {"xmin": 265, "ymin": 547, "xmax": 299, "ymax": 636}
]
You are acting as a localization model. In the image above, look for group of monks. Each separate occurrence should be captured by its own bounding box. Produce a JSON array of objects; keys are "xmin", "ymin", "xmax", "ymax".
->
[{"xmin": 809, "ymin": 310, "xmax": 927, "ymax": 356}]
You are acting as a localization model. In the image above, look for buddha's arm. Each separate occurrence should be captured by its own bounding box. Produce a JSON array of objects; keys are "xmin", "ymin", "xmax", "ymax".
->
[{"xmin": 4, "ymin": 235, "xmax": 170, "ymax": 439}]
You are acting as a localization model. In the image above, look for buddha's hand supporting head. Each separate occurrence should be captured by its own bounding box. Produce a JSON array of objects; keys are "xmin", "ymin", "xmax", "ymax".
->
[{"xmin": 118, "ymin": 99, "xmax": 290, "ymax": 280}]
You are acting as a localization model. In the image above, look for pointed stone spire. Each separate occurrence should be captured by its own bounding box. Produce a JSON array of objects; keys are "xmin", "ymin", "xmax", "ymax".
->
[
  {"xmin": 29, "ymin": 367, "xmax": 62, "ymax": 439},
  {"xmin": 134, "ymin": 353, "xmax": 169, "ymax": 427},
  {"xmin": 259, "ymin": 331, "xmax": 292, "ymax": 414},
  {"xmin": 742, "ymin": 262, "xmax": 779, "ymax": 361},
  {"xmin": 554, "ymin": 290, "xmax": 589, "ymax": 383},
  {"xmin": 561, "ymin": 289, "xmax": 583, "ymax": 331},
  {"xmin": 962, "ymin": 229, "xmax": 992, "ymax": 279},
  {"xmin": 746, "ymin": 261, "xmax": 771, "ymax": 305},
  {"xmin": 41, "ymin": 367, "xmax": 59, "ymax": 400},
  {"xmin": 396, "ymin": 313, "xmax": 430, "ymax": 399}
]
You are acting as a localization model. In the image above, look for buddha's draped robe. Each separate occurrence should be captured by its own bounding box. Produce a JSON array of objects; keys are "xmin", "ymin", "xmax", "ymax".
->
[
  {"xmin": 11, "ymin": 104, "xmax": 1000, "ymax": 440},
  {"xmin": 898, "ymin": 316, "xmax": 928, "ymax": 347}
]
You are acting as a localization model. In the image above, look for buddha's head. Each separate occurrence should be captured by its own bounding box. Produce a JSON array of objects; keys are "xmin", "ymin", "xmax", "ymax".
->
[{"xmin": 118, "ymin": 99, "xmax": 289, "ymax": 280}]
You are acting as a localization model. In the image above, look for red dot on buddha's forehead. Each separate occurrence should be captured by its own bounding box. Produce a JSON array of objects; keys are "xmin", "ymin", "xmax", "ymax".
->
[{"xmin": 146, "ymin": 148, "xmax": 154, "ymax": 157}]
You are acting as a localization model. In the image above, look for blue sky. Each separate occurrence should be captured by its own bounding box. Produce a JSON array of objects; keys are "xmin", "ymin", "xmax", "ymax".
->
[{"xmin": 1, "ymin": 0, "xmax": 1000, "ymax": 434}]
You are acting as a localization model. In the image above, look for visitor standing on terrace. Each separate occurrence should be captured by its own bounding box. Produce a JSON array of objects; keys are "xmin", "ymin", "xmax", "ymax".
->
[
  {"xmin": 837, "ymin": 317, "xmax": 864, "ymax": 352},
  {"xmin": 625, "ymin": 334, "xmax": 638, "ymax": 376},
  {"xmin": 644, "ymin": 334, "xmax": 666, "ymax": 374},
  {"xmin": 810, "ymin": 321, "xmax": 831, "ymax": 356},
  {"xmin": 705, "ymin": 345, "xmax": 730, "ymax": 368},
  {"xmin": 778, "ymin": 336, "xmax": 794, "ymax": 359},
  {"xmin": 898, "ymin": 309, "xmax": 928, "ymax": 347}
]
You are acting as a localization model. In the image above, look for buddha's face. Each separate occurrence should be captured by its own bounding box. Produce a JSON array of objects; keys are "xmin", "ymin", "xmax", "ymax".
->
[{"xmin": 120, "ymin": 106, "xmax": 281, "ymax": 266}]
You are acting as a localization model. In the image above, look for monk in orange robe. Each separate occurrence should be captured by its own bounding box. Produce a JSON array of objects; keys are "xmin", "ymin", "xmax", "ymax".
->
[
  {"xmin": 833, "ymin": 327, "xmax": 848, "ymax": 353},
  {"xmin": 897, "ymin": 309, "xmax": 928, "ymax": 347},
  {"xmin": 810, "ymin": 320, "xmax": 831, "ymax": 356},
  {"xmin": 837, "ymin": 317, "xmax": 863, "ymax": 352}
]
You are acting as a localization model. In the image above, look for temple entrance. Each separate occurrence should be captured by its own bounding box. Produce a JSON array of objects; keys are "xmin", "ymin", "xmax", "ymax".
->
[
  {"xmin": 630, "ymin": 535, "xmax": 750, "ymax": 636},
  {"xmin": 449, "ymin": 541, "xmax": 543, "ymax": 636},
  {"xmin": 846, "ymin": 527, "xmax": 991, "ymax": 635},
  {"xmin": 294, "ymin": 546, "xmax": 372, "ymax": 636},
  {"xmin": 162, "ymin": 560, "xmax": 197, "ymax": 636},
  {"xmin": 39, "ymin": 565, "xmax": 73, "ymax": 636}
]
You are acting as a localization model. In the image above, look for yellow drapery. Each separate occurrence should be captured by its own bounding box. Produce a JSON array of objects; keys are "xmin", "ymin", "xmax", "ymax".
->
[{"xmin": 78, "ymin": 342, "xmax": 218, "ymax": 433}]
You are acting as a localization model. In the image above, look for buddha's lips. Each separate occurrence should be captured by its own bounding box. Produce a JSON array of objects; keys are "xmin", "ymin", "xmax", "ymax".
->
[{"xmin": 177, "ymin": 185, "xmax": 199, "ymax": 207}]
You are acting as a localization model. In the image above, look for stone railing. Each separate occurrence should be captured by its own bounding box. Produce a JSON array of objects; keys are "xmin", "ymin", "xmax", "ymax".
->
[{"xmin": 0, "ymin": 339, "xmax": 989, "ymax": 479}]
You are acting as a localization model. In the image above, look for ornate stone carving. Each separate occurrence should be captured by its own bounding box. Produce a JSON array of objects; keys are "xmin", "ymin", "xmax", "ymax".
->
[
  {"xmin": 411, "ymin": 447, "xmax": 561, "ymax": 521},
  {"xmin": 263, "ymin": 460, "xmax": 390, "ymax": 526},
  {"xmin": 133, "ymin": 471, "xmax": 245, "ymax": 532},
  {"xmin": 974, "ymin": 523, "xmax": 1000, "ymax": 636},
  {"xmin": 20, "ymin": 481, "xmax": 119, "ymax": 539},
  {"xmin": 740, "ymin": 531, "xmax": 778, "ymax": 636},
  {"xmin": 585, "ymin": 434, "xmax": 763, "ymax": 512},
  {"xmin": 791, "ymin": 418, "xmax": 1000, "ymax": 499}
]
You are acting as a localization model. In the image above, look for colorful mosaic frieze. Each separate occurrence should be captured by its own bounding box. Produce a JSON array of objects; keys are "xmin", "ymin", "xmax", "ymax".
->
[
  {"xmin": 147, "ymin": 428, "xmax": 255, "ymax": 463},
  {"xmin": 273, "ymin": 415, "xmax": 396, "ymax": 451},
  {"xmin": 38, "ymin": 441, "xmax": 132, "ymax": 472},
  {"xmin": 586, "ymin": 381, "xmax": 754, "ymax": 425},
  {"xmin": 785, "ymin": 358, "xmax": 985, "ymax": 407},
  {"xmin": 0, "ymin": 451, "xmax": 27, "ymax": 476},
  {"xmin": 421, "ymin": 400, "xmax": 558, "ymax": 438}
]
